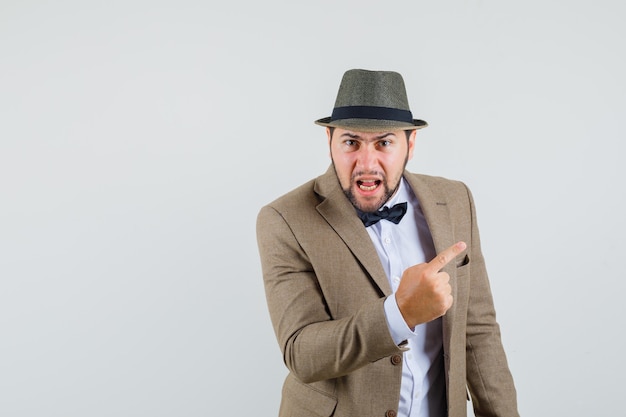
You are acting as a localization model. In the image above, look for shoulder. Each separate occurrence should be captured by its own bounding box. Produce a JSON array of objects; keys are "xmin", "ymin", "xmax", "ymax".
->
[
  {"xmin": 258, "ymin": 166, "xmax": 340, "ymax": 217},
  {"xmin": 260, "ymin": 178, "xmax": 320, "ymax": 214},
  {"xmin": 404, "ymin": 171, "xmax": 470, "ymax": 195},
  {"xmin": 403, "ymin": 171, "xmax": 478, "ymax": 217},
  {"xmin": 256, "ymin": 176, "xmax": 327, "ymax": 233}
]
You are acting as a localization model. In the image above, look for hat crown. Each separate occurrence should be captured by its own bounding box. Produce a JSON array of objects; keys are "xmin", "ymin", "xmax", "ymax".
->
[
  {"xmin": 314, "ymin": 68, "xmax": 427, "ymax": 132},
  {"xmin": 333, "ymin": 69, "xmax": 410, "ymax": 110}
]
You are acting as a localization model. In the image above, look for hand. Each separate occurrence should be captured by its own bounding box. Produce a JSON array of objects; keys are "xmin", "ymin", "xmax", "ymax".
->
[{"xmin": 395, "ymin": 241, "xmax": 467, "ymax": 328}]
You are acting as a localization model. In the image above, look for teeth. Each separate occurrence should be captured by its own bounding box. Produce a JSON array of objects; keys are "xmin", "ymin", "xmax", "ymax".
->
[
  {"xmin": 359, "ymin": 183, "xmax": 377, "ymax": 191},
  {"xmin": 357, "ymin": 179, "xmax": 380, "ymax": 192}
]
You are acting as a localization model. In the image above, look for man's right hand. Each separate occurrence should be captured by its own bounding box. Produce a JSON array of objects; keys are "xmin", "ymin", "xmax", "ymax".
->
[{"xmin": 395, "ymin": 241, "xmax": 467, "ymax": 329}]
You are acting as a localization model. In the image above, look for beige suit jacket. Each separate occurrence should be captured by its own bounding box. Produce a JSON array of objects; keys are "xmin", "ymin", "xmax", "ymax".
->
[{"xmin": 257, "ymin": 167, "xmax": 519, "ymax": 417}]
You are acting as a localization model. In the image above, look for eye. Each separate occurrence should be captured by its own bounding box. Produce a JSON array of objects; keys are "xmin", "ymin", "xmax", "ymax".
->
[{"xmin": 378, "ymin": 139, "xmax": 392, "ymax": 147}]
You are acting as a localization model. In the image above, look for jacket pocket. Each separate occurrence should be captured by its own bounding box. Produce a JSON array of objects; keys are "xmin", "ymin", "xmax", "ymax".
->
[
  {"xmin": 281, "ymin": 375, "xmax": 337, "ymax": 417},
  {"xmin": 456, "ymin": 254, "xmax": 470, "ymax": 268}
]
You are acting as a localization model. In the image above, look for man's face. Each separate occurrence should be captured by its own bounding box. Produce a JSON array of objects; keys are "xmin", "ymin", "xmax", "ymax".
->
[{"xmin": 327, "ymin": 127, "xmax": 416, "ymax": 213}]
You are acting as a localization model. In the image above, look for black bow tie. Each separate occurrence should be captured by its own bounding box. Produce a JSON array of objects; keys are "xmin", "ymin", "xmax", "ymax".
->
[{"xmin": 356, "ymin": 202, "xmax": 408, "ymax": 227}]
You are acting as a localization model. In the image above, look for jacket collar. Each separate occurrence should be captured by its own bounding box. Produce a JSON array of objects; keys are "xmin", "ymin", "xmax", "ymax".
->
[
  {"xmin": 403, "ymin": 172, "xmax": 454, "ymax": 256},
  {"xmin": 313, "ymin": 166, "xmax": 392, "ymax": 295}
]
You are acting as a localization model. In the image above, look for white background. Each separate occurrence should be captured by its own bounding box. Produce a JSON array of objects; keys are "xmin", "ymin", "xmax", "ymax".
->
[{"xmin": 1, "ymin": 1, "xmax": 625, "ymax": 416}]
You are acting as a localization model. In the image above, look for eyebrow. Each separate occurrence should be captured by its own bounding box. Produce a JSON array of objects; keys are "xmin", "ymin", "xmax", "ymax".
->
[{"xmin": 340, "ymin": 132, "xmax": 396, "ymax": 140}]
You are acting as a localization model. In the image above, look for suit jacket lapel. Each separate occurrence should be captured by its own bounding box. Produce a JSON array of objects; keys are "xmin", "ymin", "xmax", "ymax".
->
[
  {"xmin": 314, "ymin": 166, "xmax": 392, "ymax": 296},
  {"xmin": 404, "ymin": 172, "xmax": 454, "ymax": 254},
  {"xmin": 404, "ymin": 172, "xmax": 456, "ymax": 359}
]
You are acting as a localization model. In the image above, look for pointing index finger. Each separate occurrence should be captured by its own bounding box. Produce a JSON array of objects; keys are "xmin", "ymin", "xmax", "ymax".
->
[{"xmin": 426, "ymin": 241, "xmax": 467, "ymax": 273}]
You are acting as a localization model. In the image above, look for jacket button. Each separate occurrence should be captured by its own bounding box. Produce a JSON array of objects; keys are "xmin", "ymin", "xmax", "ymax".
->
[
  {"xmin": 390, "ymin": 354, "xmax": 402, "ymax": 366},
  {"xmin": 385, "ymin": 410, "xmax": 397, "ymax": 417}
]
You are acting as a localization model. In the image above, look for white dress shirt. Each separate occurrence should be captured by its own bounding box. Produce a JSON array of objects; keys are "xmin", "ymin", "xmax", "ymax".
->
[{"xmin": 364, "ymin": 178, "xmax": 446, "ymax": 417}]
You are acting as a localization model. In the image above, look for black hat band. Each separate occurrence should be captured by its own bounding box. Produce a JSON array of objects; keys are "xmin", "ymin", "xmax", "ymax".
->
[{"xmin": 331, "ymin": 106, "xmax": 413, "ymax": 123}]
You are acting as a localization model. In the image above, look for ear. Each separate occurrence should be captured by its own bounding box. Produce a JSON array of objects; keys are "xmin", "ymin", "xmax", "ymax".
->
[
  {"xmin": 407, "ymin": 129, "xmax": 417, "ymax": 160},
  {"xmin": 326, "ymin": 127, "xmax": 333, "ymax": 159}
]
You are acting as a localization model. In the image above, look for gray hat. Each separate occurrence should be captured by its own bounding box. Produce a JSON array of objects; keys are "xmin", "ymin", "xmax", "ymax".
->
[{"xmin": 315, "ymin": 69, "xmax": 427, "ymax": 132}]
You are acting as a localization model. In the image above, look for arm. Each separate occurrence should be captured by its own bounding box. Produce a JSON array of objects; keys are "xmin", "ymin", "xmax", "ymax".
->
[
  {"xmin": 463, "ymin": 185, "xmax": 519, "ymax": 417},
  {"xmin": 256, "ymin": 205, "xmax": 402, "ymax": 383}
]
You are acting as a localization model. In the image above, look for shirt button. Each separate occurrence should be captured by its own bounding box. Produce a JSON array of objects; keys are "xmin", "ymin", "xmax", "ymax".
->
[
  {"xmin": 393, "ymin": 276, "xmax": 400, "ymax": 284},
  {"xmin": 384, "ymin": 237, "xmax": 391, "ymax": 244}
]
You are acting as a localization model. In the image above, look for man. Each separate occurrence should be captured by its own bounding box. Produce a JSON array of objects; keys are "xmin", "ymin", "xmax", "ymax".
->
[{"xmin": 256, "ymin": 69, "xmax": 519, "ymax": 417}]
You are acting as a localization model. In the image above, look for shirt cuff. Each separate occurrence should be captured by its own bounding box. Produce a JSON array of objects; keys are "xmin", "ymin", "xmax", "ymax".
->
[{"xmin": 384, "ymin": 294, "xmax": 418, "ymax": 346}]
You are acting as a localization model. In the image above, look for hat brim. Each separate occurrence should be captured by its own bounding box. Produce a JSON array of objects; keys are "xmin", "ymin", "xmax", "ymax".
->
[{"xmin": 314, "ymin": 117, "xmax": 427, "ymax": 132}]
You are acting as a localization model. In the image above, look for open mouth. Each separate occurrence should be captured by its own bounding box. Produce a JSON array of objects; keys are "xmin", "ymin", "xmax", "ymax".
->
[{"xmin": 357, "ymin": 180, "xmax": 381, "ymax": 192}]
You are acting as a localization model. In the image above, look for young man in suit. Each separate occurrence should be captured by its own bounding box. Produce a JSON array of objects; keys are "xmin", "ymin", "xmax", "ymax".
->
[{"xmin": 256, "ymin": 69, "xmax": 519, "ymax": 417}]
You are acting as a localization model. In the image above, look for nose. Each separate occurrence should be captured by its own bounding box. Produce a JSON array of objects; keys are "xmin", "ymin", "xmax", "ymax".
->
[{"xmin": 356, "ymin": 145, "xmax": 378, "ymax": 171}]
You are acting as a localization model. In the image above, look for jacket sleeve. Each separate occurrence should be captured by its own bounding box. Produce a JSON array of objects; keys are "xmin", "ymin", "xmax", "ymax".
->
[
  {"xmin": 463, "ymin": 184, "xmax": 520, "ymax": 417},
  {"xmin": 256, "ymin": 205, "xmax": 403, "ymax": 384}
]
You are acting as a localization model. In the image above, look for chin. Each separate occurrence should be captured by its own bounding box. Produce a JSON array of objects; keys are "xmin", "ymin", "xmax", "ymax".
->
[
  {"xmin": 354, "ymin": 198, "xmax": 384, "ymax": 213},
  {"xmin": 343, "ymin": 185, "xmax": 389, "ymax": 213}
]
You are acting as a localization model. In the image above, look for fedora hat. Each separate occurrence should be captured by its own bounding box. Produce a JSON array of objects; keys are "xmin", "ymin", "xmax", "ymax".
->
[{"xmin": 315, "ymin": 69, "xmax": 427, "ymax": 132}]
